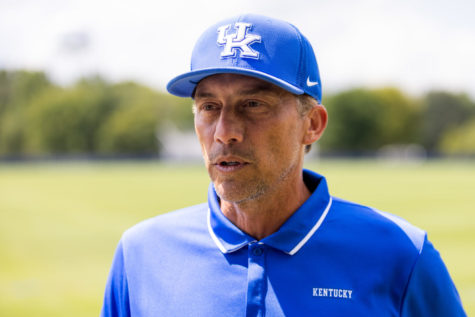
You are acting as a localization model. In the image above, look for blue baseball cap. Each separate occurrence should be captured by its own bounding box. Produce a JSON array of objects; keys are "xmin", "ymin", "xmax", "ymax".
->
[{"xmin": 166, "ymin": 14, "xmax": 322, "ymax": 102}]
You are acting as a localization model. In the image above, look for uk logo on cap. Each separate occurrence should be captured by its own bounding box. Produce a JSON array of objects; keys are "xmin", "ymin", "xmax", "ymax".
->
[{"xmin": 217, "ymin": 23, "xmax": 261, "ymax": 59}]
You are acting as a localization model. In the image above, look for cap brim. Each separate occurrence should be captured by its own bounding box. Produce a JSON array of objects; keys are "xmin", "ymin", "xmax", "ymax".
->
[{"xmin": 166, "ymin": 67, "xmax": 304, "ymax": 98}]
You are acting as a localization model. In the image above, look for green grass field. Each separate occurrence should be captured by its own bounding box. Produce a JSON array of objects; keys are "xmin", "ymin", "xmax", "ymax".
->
[{"xmin": 0, "ymin": 159, "xmax": 474, "ymax": 316}]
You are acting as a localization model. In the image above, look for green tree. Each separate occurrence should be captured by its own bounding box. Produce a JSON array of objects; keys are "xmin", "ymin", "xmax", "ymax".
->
[
  {"xmin": 96, "ymin": 82, "xmax": 163, "ymax": 155},
  {"xmin": 0, "ymin": 70, "xmax": 52, "ymax": 155},
  {"xmin": 25, "ymin": 77, "xmax": 116, "ymax": 154},
  {"xmin": 439, "ymin": 119, "xmax": 475, "ymax": 155},
  {"xmin": 421, "ymin": 91, "xmax": 475, "ymax": 153},
  {"xmin": 320, "ymin": 87, "xmax": 420, "ymax": 153},
  {"xmin": 159, "ymin": 94, "xmax": 194, "ymax": 130}
]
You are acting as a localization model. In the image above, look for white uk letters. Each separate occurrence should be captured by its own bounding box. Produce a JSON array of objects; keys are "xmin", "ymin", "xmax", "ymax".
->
[{"xmin": 217, "ymin": 22, "xmax": 261, "ymax": 59}]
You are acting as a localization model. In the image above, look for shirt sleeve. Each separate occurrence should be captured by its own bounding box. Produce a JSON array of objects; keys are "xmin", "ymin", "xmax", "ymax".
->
[
  {"xmin": 100, "ymin": 239, "xmax": 131, "ymax": 317},
  {"xmin": 401, "ymin": 237, "xmax": 466, "ymax": 317}
]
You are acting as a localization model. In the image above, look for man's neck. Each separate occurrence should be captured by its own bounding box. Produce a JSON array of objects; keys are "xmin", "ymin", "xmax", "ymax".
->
[{"xmin": 220, "ymin": 172, "xmax": 311, "ymax": 240}]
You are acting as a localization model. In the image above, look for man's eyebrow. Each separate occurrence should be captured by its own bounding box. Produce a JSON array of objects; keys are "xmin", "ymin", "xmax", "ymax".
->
[
  {"xmin": 239, "ymin": 84, "xmax": 278, "ymax": 96},
  {"xmin": 194, "ymin": 91, "xmax": 215, "ymax": 99}
]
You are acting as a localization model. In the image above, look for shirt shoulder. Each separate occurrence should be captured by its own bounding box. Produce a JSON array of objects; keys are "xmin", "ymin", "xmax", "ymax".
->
[
  {"xmin": 401, "ymin": 239, "xmax": 467, "ymax": 316},
  {"xmin": 121, "ymin": 203, "xmax": 209, "ymax": 250},
  {"xmin": 329, "ymin": 197, "xmax": 426, "ymax": 256}
]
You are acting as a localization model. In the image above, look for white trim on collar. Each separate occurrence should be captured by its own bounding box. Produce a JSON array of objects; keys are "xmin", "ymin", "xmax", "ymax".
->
[
  {"xmin": 207, "ymin": 208, "xmax": 228, "ymax": 253},
  {"xmin": 287, "ymin": 197, "xmax": 333, "ymax": 256},
  {"xmin": 207, "ymin": 196, "xmax": 333, "ymax": 255}
]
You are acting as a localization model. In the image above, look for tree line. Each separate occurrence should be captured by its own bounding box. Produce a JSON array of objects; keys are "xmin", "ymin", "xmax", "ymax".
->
[{"xmin": 1, "ymin": 70, "xmax": 474, "ymax": 158}]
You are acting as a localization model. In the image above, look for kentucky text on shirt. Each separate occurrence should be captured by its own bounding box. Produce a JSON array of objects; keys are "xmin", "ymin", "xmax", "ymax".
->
[{"xmin": 313, "ymin": 288, "xmax": 353, "ymax": 299}]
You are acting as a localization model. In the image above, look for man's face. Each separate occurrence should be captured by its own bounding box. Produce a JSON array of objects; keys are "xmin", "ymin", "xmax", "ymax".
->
[{"xmin": 194, "ymin": 74, "xmax": 308, "ymax": 204}]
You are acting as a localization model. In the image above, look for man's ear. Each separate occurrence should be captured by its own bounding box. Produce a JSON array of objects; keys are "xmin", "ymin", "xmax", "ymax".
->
[{"xmin": 302, "ymin": 104, "xmax": 328, "ymax": 146}]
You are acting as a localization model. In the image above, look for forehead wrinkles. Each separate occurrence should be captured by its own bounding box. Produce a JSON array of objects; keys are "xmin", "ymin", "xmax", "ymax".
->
[
  {"xmin": 194, "ymin": 74, "xmax": 290, "ymax": 100},
  {"xmin": 195, "ymin": 85, "xmax": 280, "ymax": 100}
]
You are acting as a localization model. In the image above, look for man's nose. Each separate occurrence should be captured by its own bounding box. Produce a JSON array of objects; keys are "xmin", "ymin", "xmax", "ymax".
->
[{"xmin": 214, "ymin": 109, "xmax": 244, "ymax": 144}]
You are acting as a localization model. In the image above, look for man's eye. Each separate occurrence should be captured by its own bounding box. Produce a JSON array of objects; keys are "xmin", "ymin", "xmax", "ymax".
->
[
  {"xmin": 201, "ymin": 104, "xmax": 218, "ymax": 111},
  {"xmin": 244, "ymin": 100, "xmax": 261, "ymax": 108}
]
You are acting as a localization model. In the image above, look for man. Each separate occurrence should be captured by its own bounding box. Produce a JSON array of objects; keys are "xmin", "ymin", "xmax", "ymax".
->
[{"xmin": 101, "ymin": 14, "xmax": 466, "ymax": 316}]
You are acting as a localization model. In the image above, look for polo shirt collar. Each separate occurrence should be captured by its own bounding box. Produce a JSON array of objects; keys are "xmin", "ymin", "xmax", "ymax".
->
[{"xmin": 207, "ymin": 169, "xmax": 333, "ymax": 256}]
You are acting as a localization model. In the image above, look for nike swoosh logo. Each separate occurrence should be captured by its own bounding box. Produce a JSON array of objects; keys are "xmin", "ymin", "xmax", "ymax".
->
[{"xmin": 307, "ymin": 77, "xmax": 319, "ymax": 87}]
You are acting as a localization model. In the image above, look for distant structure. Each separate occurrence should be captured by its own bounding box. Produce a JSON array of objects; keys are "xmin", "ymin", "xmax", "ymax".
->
[
  {"xmin": 378, "ymin": 144, "xmax": 427, "ymax": 163},
  {"xmin": 60, "ymin": 31, "xmax": 90, "ymax": 54},
  {"xmin": 158, "ymin": 123, "xmax": 202, "ymax": 161},
  {"xmin": 52, "ymin": 30, "xmax": 94, "ymax": 84}
]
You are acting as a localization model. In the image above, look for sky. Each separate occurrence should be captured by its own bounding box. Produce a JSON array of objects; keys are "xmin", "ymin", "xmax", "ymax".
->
[{"xmin": 1, "ymin": 0, "xmax": 474, "ymax": 98}]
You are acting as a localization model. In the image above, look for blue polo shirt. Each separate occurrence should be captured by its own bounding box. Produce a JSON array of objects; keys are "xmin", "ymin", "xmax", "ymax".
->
[{"xmin": 101, "ymin": 169, "xmax": 466, "ymax": 316}]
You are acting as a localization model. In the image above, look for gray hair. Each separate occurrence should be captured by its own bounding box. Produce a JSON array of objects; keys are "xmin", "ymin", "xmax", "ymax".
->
[{"xmin": 296, "ymin": 94, "xmax": 319, "ymax": 153}]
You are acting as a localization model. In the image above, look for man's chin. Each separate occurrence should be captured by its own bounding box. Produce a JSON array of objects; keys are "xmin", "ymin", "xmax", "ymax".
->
[
  {"xmin": 213, "ymin": 180, "xmax": 266, "ymax": 205},
  {"xmin": 214, "ymin": 181, "xmax": 244, "ymax": 202}
]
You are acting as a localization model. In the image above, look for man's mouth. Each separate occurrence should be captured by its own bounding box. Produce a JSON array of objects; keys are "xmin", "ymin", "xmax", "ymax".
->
[
  {"xmin": 219, "ymin": 161, "xmax": 241, "ymax": 167},
  {"xmin": 213, "ymin": 156, "xmax": 250, "ymax": 172}
]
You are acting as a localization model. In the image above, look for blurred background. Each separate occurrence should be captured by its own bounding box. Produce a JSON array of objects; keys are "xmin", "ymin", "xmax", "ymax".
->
[{"xmin": 1, "ymin": 0, "xmax": 474, "ymax": 316}]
